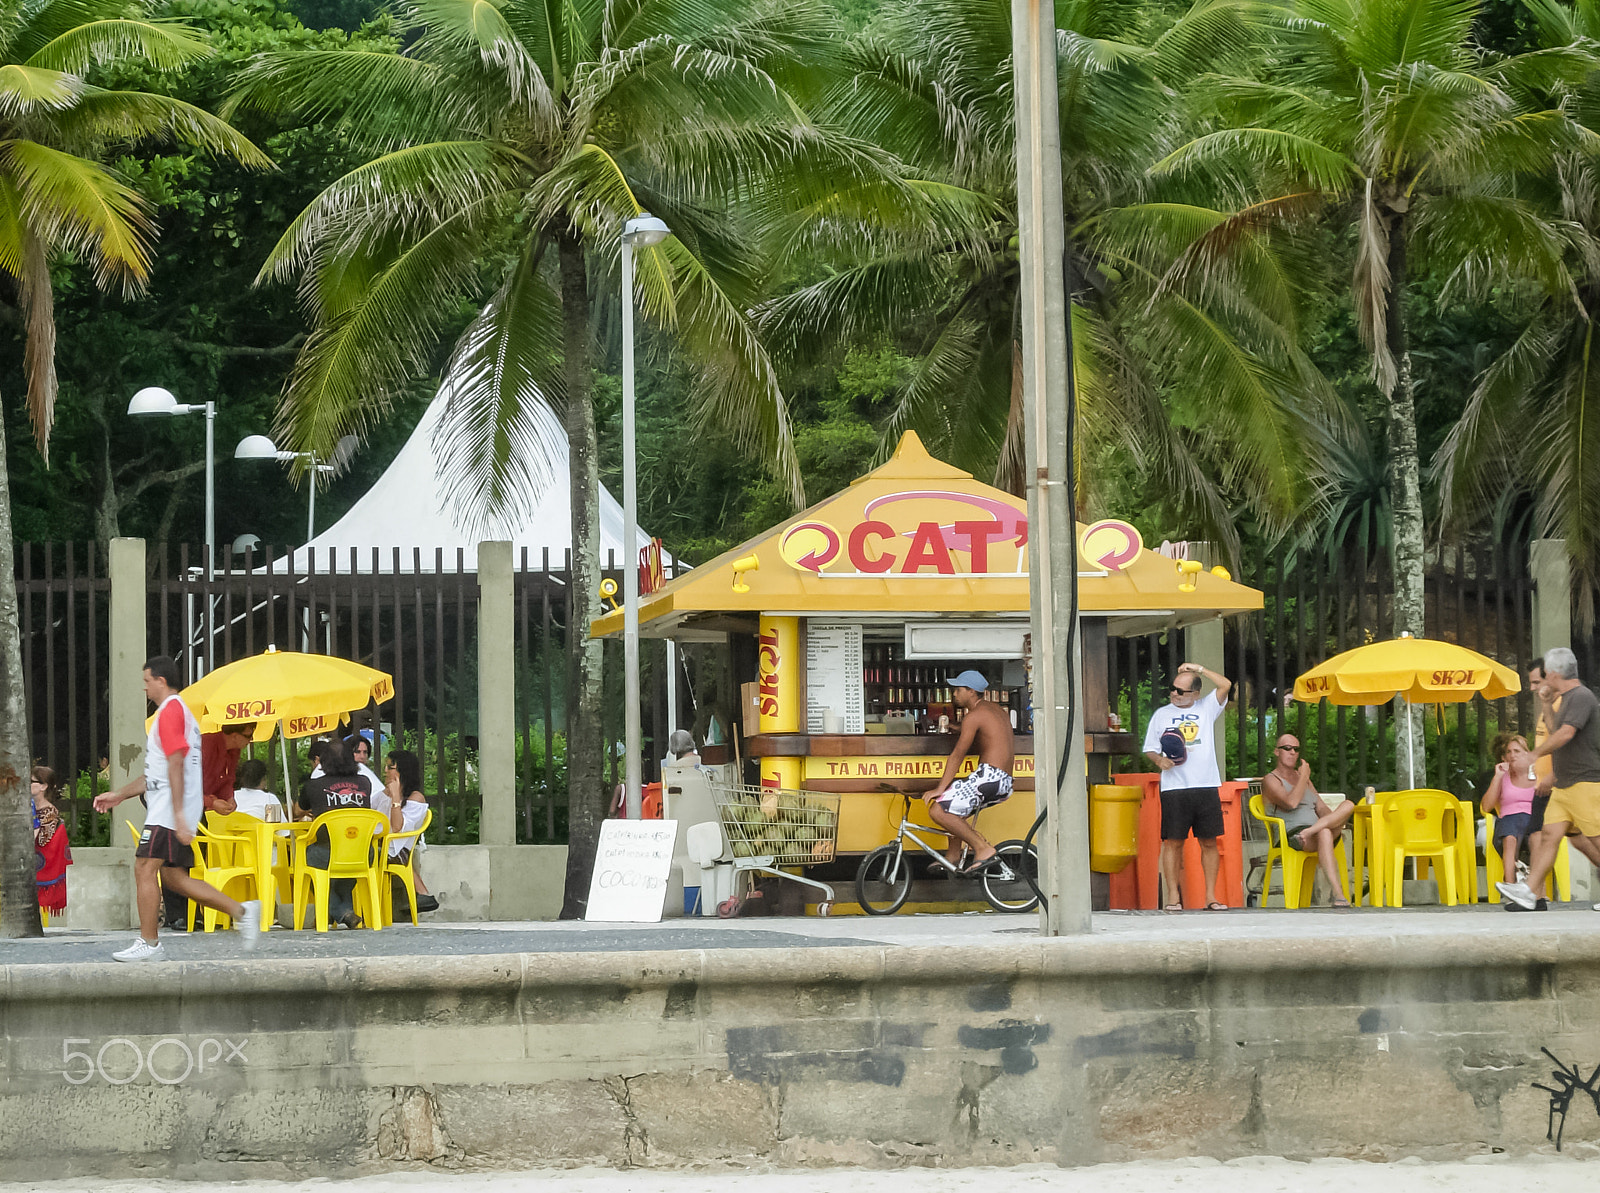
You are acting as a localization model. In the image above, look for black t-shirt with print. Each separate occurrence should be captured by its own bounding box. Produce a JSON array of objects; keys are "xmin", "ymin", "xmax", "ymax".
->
[{"xmin": 297, "ymin": 773, "xmax": 373, "ymax": 816}]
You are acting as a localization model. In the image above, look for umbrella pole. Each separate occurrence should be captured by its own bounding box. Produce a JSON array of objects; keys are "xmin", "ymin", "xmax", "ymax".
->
[
  {"xmin": 279, "ymin": 724, "xmax": 293, "ymax": 802},
  {"xmin": 1406, "ymin": 706, "xmax": 1416, "ymax": 789}
]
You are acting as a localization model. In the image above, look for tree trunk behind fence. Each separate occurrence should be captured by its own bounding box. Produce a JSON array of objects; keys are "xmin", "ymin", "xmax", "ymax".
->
[
  {"xmin": 558, "ymin": 231, "xmax": 606, "ymax": 918},
  {"xmin": 0, "ymin": 409, "xmax": 41, "ymax": 937}
]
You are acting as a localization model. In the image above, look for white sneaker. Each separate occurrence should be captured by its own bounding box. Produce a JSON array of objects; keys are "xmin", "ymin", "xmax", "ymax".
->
[
  {"xmin": 1496, "ymin": 880, "xmax": 1537, "ymax": 910},
  {"xmin": 238, "ymin": 900, "xmax": 263, "ymax": 950},
  {"xmin": 112, "ymin": 938, "xmax": 167, "ymax": 963}
]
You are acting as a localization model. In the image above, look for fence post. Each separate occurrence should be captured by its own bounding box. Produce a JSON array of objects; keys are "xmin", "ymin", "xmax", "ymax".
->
[
  {"xmin": 1530, "ymin": 538, "xmax": 1571, "ymax": 660},
  {"xmin": 478, "ymin": 541, "xmax": 515, "ymax": 848},
  {"xmin": 108, "ymin": 538, "xmax": 146, "ymax": 851}
]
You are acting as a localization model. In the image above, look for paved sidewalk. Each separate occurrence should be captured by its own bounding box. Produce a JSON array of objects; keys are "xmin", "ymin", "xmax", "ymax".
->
[
  {"xmin": 0, "ymin": 1157, "xmax": 1594, "ymax": 1193},
  {"xmin": 4, "ymin": 902, "xmax": 1599, "ymax": 967}
]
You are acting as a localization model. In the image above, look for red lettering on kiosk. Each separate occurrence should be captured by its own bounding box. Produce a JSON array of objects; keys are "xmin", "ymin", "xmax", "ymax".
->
[
  {"xmin": 900, "ymin": 521, "xmax": 956, "ymax": 574},
  {"xmin": 953, "ymin": 520, "xmax": 1005, "ymax": 573},
  {"xmin": 848, "ymin": 521, "xmax": 897, "ymax": 573}
]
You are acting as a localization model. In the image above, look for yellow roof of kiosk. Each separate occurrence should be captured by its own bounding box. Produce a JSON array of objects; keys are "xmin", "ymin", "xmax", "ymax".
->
[{"xmin": 592, "ymin": 431, "xmax": 1262, "ymax": 641}]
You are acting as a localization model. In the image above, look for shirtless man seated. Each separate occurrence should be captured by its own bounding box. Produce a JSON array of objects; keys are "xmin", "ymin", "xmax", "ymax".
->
[
  {"xmin": 924, "ymin": 670, "xmax": 1015, "ymax": 873},
  {"xmin": 1262, "ymin": 733, "xmax": 1356, "ymax": 907}
]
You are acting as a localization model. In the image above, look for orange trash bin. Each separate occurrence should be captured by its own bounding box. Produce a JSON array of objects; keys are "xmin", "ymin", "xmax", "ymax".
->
[{"xmin": 1107, "ymin": 774, "xmax": 1244, "ymax": 909}]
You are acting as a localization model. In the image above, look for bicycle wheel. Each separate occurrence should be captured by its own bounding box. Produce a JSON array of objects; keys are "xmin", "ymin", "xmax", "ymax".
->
[
  {"xmin": 981, "ymin": 839, "xmax": 1040, "ymax": 913},
  {"xmin": 855, "ymin": 843, "xmax": 913, "ymax": 915}
]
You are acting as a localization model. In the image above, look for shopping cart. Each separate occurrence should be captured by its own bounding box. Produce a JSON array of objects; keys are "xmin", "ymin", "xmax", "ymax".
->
[{"xmin": 710, "ymin": 780, "xmax": 841, "ymax": 915}]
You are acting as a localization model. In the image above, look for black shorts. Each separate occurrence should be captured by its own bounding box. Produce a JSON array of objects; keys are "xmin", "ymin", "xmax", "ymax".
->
[
  {"xmin": 1160, "ymin": 786, "xmax": 1223, "ymax": 841},
  {"xmin": 136, "ymin": 824, "xmax": 195, "ymax": 870},
  {"xmin": 1528, "ymin": 793, "xmax": 1550, "ymax": 835}
]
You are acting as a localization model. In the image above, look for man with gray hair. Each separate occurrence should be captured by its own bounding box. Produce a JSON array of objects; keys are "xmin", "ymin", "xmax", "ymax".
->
[{"xmin": 1499, "ymin": 647, "xmax": 1600, "ymax": 910}]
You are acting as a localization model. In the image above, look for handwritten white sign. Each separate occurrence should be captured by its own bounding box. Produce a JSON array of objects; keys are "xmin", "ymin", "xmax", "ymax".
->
[{"xmin": 585, "ymin": 819, "xmax": 678, "ymax": 923}]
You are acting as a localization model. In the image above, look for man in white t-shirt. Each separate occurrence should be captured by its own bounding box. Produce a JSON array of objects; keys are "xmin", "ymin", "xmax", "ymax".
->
[
  {"xmin": 93, "ymin": 655, "xmax": 262, "ymax": 961},
  {"xmin": 1142, "ymin": 661, "xmax": 1232, "ymax": 911}
]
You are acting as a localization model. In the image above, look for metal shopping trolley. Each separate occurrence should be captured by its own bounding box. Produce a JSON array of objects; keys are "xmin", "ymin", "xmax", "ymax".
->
[{"xmin": 710, "ymin": 780, "xmax": 841, "ymax": 915}]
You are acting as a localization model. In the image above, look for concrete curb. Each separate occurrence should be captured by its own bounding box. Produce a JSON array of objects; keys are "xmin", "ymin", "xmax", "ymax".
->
[{"xmin": 3, "ymin": 926, "xmax": 1595, "ymax": 1001}]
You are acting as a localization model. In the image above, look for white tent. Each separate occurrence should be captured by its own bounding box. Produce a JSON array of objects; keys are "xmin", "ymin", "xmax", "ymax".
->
[{"xmin": 271, "ymin": 381, "xmax": 659, "ymax": 574}]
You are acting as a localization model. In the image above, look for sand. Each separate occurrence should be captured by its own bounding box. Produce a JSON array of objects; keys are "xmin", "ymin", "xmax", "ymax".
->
[{"xmin": 1, "ymin": 1157, "xmax": 1596, "ymax": 1193}]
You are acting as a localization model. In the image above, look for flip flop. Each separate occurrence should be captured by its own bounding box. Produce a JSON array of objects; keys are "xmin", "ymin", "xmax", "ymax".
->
[
  {"xmin": 1162, "ymin": 903, "xmax": 1183, "ymax": 912},
  {"xmin": 960, "ymin": 854, "xmax": 999, "ymax": 876},
  {"xmin": 1205, "ymin": 901, "xmax": 1228, "ymax": 911}
]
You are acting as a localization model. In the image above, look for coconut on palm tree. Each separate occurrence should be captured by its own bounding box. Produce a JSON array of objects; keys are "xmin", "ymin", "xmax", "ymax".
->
[
  {"xmin": 227, "ymin": 0, "xmax": 880, "ymax": 911},
  {"xmin": 760, "ymin": 0, "xmax": 1343, "ymax": 558},
  {"xmin": 1158, "ymin": 0, "xmax": 1593, "ymax": 778},
  {"xmin": 0, "ymin": 0, "xmax": 269, "ymax": 938}
]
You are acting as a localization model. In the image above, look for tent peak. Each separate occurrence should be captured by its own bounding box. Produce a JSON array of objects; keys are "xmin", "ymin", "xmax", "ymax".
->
[{"xmin": 852, "ymin": 431, "xmax": 975, "ymax": 486}]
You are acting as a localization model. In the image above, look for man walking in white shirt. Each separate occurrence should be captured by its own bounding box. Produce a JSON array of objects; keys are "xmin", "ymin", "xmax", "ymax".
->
[
  {"xmin": 94, "ymin": 656, "xmax": 262, "ymax": 961},
  {"xmin": 1142, "ymin": 662, "xmax": 1233, "ymax": 911}
]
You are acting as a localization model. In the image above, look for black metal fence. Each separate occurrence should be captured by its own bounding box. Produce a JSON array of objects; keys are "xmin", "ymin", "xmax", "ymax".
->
[
  {"xmin": 20, "ymin": 535, "xmax": 1552, "ymax": 841},
  {"xmin": 19, "ymin": 542, "xmax": 615, "ymax": 846}
]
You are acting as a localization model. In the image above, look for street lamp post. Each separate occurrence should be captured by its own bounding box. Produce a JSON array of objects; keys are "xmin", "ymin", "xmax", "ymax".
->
[
  {"xmin": 620, "ymin": 213, "xmax": 671, "ymax": 820},
  {"xmin": 234, "ymin": 435, "xmax": 335, "ymax": 541},
  {"xmin": 129, "ymin": 387, "xmax": 216, "ymax": 675}
]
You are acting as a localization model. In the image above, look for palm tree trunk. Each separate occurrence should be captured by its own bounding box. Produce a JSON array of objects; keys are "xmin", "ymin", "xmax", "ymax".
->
[
  {"xmin": 556, "ymin": 229, "xmax": 606, "ymax": 918},
  {"xmin": 1384, "ymin": 217, "xmax": 1426, "ymax": 787},
  {"xmin": 0, "ymin": 400, "xmax": 41, "ymax": 937}
]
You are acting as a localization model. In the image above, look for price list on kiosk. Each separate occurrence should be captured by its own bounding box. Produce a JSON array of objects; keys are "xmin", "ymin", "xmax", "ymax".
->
[{"xmin": 807, "ymin": 623, "xmax": 864, "ymax": 734}]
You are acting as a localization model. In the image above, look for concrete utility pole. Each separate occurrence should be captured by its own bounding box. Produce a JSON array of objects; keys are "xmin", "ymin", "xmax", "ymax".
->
[{"xmin": 1013, "ymin": 0, "xmax": 1090, "ymax": 935}]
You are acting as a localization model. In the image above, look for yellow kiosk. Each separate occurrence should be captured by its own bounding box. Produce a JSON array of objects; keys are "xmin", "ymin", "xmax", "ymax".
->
[{"xmin": 592, "ymin": 432, "xmax": 1263, "ymax": 856}]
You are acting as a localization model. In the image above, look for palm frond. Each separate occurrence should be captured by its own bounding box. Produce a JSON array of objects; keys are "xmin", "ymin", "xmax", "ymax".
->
[
  {"xmin": 24, "ymin": 18, "xmax": 210, "ymax": 72},
  {"xmin": 1, "ymin": 138, "xmax": 151, "ymax": 291},
  {"xmin": 435, "ymin": 241, "xmax": 569, "ymax": 530}
]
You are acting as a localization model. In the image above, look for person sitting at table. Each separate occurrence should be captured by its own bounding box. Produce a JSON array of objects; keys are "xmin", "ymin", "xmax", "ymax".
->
[
  {"xmin": 1261, "ymin": 734, "xmax": 1355, "ymax": 907},
  {"xmin": 383, "ymin": 749, "xmax": 438, "ymax": 914},
  {"xmin": 201, "ymin": 722, "xmax": 258, "ymax": 815},
  {"xmin": 296, "ymin": 739, "xmax": 394, "ymax": 929},
  {"xmin": 231, "ymin": 759, "xmax": 286, "ymax": 822}
]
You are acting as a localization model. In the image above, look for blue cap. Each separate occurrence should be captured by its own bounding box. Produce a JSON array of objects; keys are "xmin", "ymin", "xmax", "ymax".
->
[{"xmin": 947, "ymin": 669, "xmax": 989, "ymax": 693}]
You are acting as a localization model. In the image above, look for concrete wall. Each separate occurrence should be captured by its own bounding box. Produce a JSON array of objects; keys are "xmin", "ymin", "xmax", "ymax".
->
[
  {"xmin": 3, "ymin": 931, "xmax": 1599, "ymax": 1177},
  {"xmin": 53, "ymin": 845, "xmax": 569, "ymax": 930}
]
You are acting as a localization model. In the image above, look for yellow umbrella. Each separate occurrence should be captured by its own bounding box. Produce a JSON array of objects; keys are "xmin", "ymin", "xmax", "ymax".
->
[
  {"xmin": 1293, "ymin": 632, "xmax": 1521, "ymax": 786},
  {"xmin": 169, "ymin": 646, "xmax": 394, "ymax": 742}
]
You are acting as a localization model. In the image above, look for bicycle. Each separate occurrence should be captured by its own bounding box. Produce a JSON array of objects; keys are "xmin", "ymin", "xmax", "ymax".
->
[{"xmin": 854, "ymin": 792, "xmax": 1039, "ymax": 915}]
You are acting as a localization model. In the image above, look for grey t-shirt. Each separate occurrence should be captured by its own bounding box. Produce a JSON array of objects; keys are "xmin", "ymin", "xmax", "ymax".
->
[{"xmin": 1553, "ymin": 683, "xmax": 1600, "ymax": 787}]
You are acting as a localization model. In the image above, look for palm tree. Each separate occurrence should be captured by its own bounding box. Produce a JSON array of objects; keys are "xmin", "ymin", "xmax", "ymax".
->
[
  {"xmin": 1437, "ymin": 0, "xmax": 1600, "ymax": 632},
  {"xmin": 1158, "ymin": 0, "xmax": 1593, "ymax": 777},
  {"xmin": 0, "ymin": 0, "xmax": 269, "ymax": 938},
  {"xmin": 759, "ymin": 0, "xmax": 1344, "ymax": 558},
  {"xmin": 228, "ymin": 0, "xmax": 871, "ymax": 912}
]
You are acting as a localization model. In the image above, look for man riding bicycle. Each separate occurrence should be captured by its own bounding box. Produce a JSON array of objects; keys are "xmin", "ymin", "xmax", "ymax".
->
[{"xmin": 924, "ymin": 670, "xmax": 1014, "ymax": 874}]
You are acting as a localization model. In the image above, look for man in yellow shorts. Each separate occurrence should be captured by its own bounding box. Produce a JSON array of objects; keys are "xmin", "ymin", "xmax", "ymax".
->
[{"xmin": 1499, "ymin": 648, "xmax": 1600, "ymax": 911}]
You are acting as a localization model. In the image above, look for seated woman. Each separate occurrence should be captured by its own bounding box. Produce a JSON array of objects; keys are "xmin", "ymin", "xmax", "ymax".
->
[
  {"xmin": 32, "ymin": 766, "xmax": 70, "ymax": 916},
  {"xmin": 231, "ymin": 759, "xmax": 287, "ymax": 822},
  {"xmin": 1482, "ymin": 732, "xmax": 1538, "ymax": 901},
  {"xmin": 384, "ymin": 749, "xmax": 438, "ymax": 914},
  {"xmin": 1262, "ymin": 734, "xmax": 1356, "ymax": 907}
]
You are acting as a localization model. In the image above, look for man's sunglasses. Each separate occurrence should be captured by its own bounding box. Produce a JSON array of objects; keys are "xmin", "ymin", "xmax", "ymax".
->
[
  {"xmin": 1276, "ymin": 744, "xmax": 1301, "ymax": 753},
  {"xmin": 1170, "ymin": 685, "xmax": 1200, "ymax": 695}
]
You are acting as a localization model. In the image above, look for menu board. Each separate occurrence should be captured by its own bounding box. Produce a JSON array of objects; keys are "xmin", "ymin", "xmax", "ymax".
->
[{"xmin": 807, "ymin": 622, "xmax": 864, "ymax": 734}]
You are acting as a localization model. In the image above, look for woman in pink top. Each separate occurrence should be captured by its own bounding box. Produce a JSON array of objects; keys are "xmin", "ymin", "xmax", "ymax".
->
[{"xmin": 1483, "ymin": 732, "xmax": 1539, "ymax": 902}]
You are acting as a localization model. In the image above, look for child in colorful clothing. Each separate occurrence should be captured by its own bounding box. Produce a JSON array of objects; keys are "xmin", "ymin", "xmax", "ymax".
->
[
  {"xmin": 1483, "ymin": 732, "xmax": 1539, "ymax": 902},
  {"xmin": 32, "ymin": 766, "xmax": 71, "ymax": 915}
]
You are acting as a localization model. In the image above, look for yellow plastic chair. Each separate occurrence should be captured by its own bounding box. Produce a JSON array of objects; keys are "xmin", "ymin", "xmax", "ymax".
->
[
  {"xmin": 1397, "ymin": 790, "xmax": 1479, "ymax": 903},
  {"xmin": 187, "ymin": 814, "xmax": 259, "ymax": 932},
  {"xmin": 1379, "ymin": 790, "xmax": 1468, "ymax": 907},
  {"xmin": 382, "ymin": 807, "xmax": 433, "ymax": 927},
  {"xmin": 213, "ymin": 812, "xmax": 281, "ymax": 931},
  {"xmin": 291, "ymin": 809, "xmax": 389, "ymax": 932},
  {"xmin": 1249, "ymin": 793, "xmax": 1351, "ymax": 908},
  {"xmin": 1484, "ymin": 811, "xmax": 1571, "ymax": 902}
]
